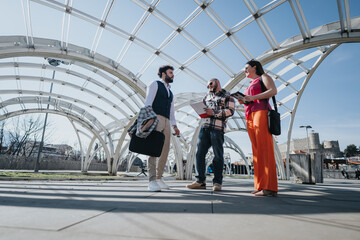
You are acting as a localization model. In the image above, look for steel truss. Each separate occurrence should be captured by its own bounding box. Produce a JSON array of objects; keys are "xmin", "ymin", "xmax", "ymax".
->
[{"xmin": 0, "ymin": 1, "xmax": 359, "ymax": 179}]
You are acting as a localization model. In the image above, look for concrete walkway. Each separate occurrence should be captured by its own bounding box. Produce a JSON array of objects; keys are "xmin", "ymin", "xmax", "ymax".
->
[{"xmin": 0, "ymin": 176, "xmax": 359, "ymax": 240}]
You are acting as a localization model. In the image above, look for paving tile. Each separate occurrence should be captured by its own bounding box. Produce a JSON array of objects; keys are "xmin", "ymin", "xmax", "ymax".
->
[{"xmin": 0, "ymin": 178, "xmax": 359, "ymax": 240}]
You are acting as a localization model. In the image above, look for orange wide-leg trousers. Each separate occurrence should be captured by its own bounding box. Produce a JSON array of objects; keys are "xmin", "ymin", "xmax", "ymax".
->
[{"xmin": 247, "ymin": 110, "xmax": 278, "ymax": 192}]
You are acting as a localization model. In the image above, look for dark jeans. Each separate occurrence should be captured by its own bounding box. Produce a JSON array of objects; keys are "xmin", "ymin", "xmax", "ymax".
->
[{"xmin": 195, "ymin": 128, "xmax": 224, "ymax": 184}]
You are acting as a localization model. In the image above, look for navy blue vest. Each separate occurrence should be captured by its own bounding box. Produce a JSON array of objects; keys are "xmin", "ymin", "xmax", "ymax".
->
[{"xmin": 152, "ymin": 81, "xmax": 173, "ymax": 119}]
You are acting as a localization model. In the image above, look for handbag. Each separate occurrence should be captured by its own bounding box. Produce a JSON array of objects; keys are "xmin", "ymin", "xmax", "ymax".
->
[
  {"xmin": 129, "ymin": 130, "xmax": 165, "ymax": 157},
  {"xmin": 260, "ymin": 78, "xmax": 281, "ymax": 135}
]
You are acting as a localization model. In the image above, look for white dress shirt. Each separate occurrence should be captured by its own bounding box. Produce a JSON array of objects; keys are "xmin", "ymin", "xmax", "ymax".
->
[{"xmin": 145, "ymin": 79, "xmax": 176, "ymax": 126}]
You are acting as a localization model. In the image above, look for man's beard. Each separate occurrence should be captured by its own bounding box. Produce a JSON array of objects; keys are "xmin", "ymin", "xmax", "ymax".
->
[
  {"xmin": 165, "ymin": 74, "xmax": 173, "ymax": 83},
  {"xmin": 210, "ymin": 82, "xmax": 218, "ymax": 92}
]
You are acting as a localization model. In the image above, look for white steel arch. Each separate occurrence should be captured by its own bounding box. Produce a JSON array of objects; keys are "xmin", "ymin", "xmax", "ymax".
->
[
  {"xmin": 0, "ymin": 0, "xmax": 359, "ymax": 180},
  {"xmin": 0, "ymin": 108, "xmax": 111, "ymax": 171},
  {"xmin": 0, "ymin": 36, "xmax": 147, "ymax": 96},
  {"xmin": 224, "ymin": 17, "xmax": 360, "ymax": 90}
]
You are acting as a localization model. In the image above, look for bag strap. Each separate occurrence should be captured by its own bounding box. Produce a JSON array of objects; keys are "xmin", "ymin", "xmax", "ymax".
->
[{"xmin": 259, "ymin": 77, "xmax": 278, "ymax": 113}]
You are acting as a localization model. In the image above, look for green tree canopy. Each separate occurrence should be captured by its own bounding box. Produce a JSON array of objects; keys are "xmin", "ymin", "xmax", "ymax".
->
[{"xmin": 344, "ymin": 144, "xmax": 359, "ymax": 157}]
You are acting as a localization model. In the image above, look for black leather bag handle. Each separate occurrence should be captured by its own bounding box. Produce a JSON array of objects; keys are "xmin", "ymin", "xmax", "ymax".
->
[{"xmin": 259, "ymin": 77, "xmax": 278, "ymax": 113}]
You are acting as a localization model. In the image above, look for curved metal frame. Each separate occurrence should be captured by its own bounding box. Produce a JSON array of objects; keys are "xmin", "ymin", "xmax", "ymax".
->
[
  {"xmin": 0, "ymin": 1, "xmax": 359, "ymax": 180},
  {"xmin": 0, "ymin": 108, "xmax": 111, "ymax": 167}
]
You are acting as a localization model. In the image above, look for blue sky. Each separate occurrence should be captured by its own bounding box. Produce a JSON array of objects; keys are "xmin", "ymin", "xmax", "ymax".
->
[
  {"xmin": 0, "ymin": 0, "xmax": 359, "ymax": 159},
  {"xmin": 236, "ymin": 42, "xmax": 360, "ymax": 156},
  {"xmin": 288, "ymin": 43, "xmax": 360, "ymax": 149}
]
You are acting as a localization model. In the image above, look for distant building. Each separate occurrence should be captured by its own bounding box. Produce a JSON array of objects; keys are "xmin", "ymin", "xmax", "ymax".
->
[
  {"xmin": 278, "ymin": 132, "xmax": 342, "ymax": 159},
  {"xmin": 24, "ymin": 141, "xmax": 73, "ymax": 157},
  {"xmin": 45, "ymin": 144, "xmax": 73, "ymax": 156}
]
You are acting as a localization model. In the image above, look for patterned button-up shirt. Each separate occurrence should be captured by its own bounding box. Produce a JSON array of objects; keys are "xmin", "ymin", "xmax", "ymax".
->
[{"xmin": 202, "ymin": 89, "xmax": 235, "ymax": 132}]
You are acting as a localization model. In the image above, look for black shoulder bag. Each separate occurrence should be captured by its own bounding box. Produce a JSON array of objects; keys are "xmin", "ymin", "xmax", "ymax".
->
[
  {"xmin": 259, "ymin": 78, "xmax": 281, "ymax": 136},
  {"xmin": 129, "ymin": 130, "xmax": 165, "ymax": 157}
]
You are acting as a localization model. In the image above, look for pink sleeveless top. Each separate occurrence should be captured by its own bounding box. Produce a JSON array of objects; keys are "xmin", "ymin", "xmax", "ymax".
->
[{"xmin": 244, "ymin": 77, "xmax": 271, "ymax": 120}]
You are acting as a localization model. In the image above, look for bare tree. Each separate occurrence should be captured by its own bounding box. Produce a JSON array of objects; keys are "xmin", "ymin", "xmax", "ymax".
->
[
  {"xmin": 71, "ymin": 141, "xmax": 80, "ymax": 161},
  {"xmin": 26, "ymin": 133, "xmax": 39, "ymax": 158},
  {"xmin": 5, "ymin": 115, "xmax": 52, "ymax": 158},
  {"xmin": 0, "ymin": 120, "xmax": 6, "ymax": 154}
]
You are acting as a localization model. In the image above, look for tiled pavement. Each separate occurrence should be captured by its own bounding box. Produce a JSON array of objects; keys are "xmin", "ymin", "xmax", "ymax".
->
[{"xmin": 0, "ymin": 176, "xmax": 359, "ymax": 240}]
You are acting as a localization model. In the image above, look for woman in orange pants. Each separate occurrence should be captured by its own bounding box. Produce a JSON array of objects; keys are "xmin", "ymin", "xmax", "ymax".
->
[{"xmin": 240, "ymin": 60, "xmax": 278, "ymax": 196}]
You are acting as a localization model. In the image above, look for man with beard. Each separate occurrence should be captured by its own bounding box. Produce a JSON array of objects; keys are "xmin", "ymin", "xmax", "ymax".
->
[
  {"xmin": 186, "ymin": 78, "xmax": 235, "ymax": 191},
  {"xmin": 145, "ymin": 65, "xmax": 180, "ymax": 191}
]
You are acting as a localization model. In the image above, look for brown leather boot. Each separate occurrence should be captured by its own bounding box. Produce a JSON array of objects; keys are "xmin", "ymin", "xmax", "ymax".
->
[
  {"xmin": 213, "ymin": 183, "xmax": 222, "ymax": 191},
  {"xmin": 186, "ymin": 181, "xmax": 206, "ymax": 189}
]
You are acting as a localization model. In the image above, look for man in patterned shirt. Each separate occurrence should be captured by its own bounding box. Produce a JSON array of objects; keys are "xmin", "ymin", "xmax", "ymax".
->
[{"xmin": 186, "ymin": 78, "xmax": 235, "ymax": 191}]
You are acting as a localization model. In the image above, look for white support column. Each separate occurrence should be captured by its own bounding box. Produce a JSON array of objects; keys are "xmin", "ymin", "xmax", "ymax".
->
[
  {"xmin": 184, "ymin": 121, "xmax": 202, "ymax": 180},
  {"xmin": 88, "ymin": 146, "xmax": 103, "ymax": 167},
  {"xmin": 273, "ymin": 136, "xmax": 285, "ymax": 179},
  {"xmin": 69, "ymin": 119, "xmax": 85, "ymax": 171},
  {"xmin": 84, "ymin": 136, "xmax": 97, "ymax": 172},
  {"xmin": 171, "ymin": 134, "xmax": 185, "ymax": 179},
  {"xmin": 112, "ymin": 115, "xmax": 137, "ymax": 175},
  {"xmin": 127, "ymin": 153, "xmax": 137, "ymax": 173}
]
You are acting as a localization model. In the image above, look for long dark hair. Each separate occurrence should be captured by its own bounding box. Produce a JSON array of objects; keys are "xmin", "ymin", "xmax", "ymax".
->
[{"xmin": 246, "ymin": 59, "xmax": 265, "ymax": 76}]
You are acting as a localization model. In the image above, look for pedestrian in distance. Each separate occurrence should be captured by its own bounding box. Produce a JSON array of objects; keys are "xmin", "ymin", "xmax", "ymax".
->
[
  {"xmin": 355, "ymin": 168, "xmax": 360, "ymax": 180},
  {"xmin": 341, "ymin": 169, "xmax": 349, "ymax": 179}
]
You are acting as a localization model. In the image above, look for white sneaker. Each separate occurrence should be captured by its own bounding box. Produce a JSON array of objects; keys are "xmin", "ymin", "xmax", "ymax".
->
[
  {"xmin": 157, "ymin": 178, "xmax": 170, "ymax": 189},
  {"xmin": 148, "ymin": 180, "xmax": 161, "ymax": 192}
]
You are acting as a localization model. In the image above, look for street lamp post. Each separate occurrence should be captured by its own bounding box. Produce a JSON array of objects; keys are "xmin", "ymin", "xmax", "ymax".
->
[
  {"xmin": 34, "ymin": 58, "xmax": 62, "ymax": 172},
  {"xmin": 300, "ymin": 125, "xmax": 312, "ymax": 154},
  {"xmin": 300, "ymin": 125, "xmax": 313, "ymax": 184}
]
